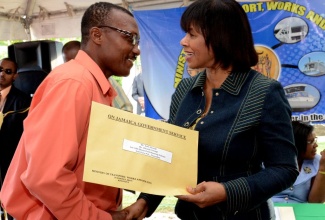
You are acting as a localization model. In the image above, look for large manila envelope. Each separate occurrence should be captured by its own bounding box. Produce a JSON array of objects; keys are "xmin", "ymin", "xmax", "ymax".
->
[{"xmin": 84, "ymin": 101, "xmax": 198, "ymax": 196}]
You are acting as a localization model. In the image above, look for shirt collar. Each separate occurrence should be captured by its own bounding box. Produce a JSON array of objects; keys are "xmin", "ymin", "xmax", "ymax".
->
[
  {"xmin": 191, "ymin": 69, "xmax": 251, "ymax": 95},
  {"xmin": 74, "ymin": 50, "xmax": 117, "ymax": 98},
  {"xmin": 294, "ymin": 155, "xmax": 320, "ymax": 185},
  {"xmin": 0, "ymin": 85, "xmax": 11, "ymax": 99}
]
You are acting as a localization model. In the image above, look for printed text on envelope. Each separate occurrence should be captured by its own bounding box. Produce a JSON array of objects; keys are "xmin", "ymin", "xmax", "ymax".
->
[{"xmin": 123, "ymin": 139, "xmax": 172, "ymax": 163}]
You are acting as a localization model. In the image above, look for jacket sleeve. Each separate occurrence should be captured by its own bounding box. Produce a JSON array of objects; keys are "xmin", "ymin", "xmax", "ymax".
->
[
  {"xmin": 137, "ymin": 193, "xmax": 164, "ymax": 217},
  {"xmin": 220, "ymin": 80, "xmax": 299, "ymax": 214}
]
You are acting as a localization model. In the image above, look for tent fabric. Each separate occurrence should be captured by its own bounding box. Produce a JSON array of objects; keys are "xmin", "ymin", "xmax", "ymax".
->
[{"xmin": 0, "ymin": 0, "xmax": 195, "ymax": 41}]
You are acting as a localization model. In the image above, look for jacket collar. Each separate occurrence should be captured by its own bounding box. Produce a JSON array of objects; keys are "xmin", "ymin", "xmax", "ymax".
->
[
  {"xmin": 2, "ymin": 86, "xmax": 23, "ymax": 113},
  {"xmin": 191, "ymin": 69, "xmax": 251, "ymax": 95}
]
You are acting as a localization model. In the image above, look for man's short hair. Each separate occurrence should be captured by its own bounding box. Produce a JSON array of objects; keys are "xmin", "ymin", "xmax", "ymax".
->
[
  {"xmin": 62, "ymin": 40, "xmax": 81, "ymax": 53},
  {"xmin": 80, "ymin": 2, "xmax": 133, "ymax": 45},
  {"xmin": 0, "ymin": 57, "xmax": 18, "ymax": 73}
]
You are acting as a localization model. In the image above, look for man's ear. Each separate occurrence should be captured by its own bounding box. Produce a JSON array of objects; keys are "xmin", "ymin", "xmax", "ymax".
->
[
  {"xmin": 13, "ymin": 72, "xmax": 18, "ymax": 80},
  {"xmin": 90, "ymin": 27, "xmax": 102, "ymax": 45}
]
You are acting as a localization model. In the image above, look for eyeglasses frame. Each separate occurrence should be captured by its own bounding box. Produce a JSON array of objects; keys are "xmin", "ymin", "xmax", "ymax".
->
[
  {"xmin": 97, "ymin": 25, "xmax": 140, "ymax": 46},
  {"xmin": 307, "ymin": 137, "xmax": 318, "ymax": 145}
]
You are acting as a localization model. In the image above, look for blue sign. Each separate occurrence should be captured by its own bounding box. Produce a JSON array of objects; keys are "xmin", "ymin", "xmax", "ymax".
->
[{"xmin": 134, "ymin": 0, "xmax": 325, "ymax": 122}]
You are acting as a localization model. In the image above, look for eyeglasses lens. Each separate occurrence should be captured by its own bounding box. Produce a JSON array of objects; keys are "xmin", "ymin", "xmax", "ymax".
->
[
  {"xmin": 307, "ymin": 137, "xmax": 317, "ymax": 145},
  {"xmin": 98, "ymin": 25, "xmax": 139, "ymax": 46},
  {"xmin": 0, "ymin": 68, "xmax": 13, "ymax": 74}
]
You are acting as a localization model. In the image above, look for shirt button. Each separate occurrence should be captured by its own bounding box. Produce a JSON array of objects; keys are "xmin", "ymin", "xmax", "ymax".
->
[
  {"xmin": 200, "ymin": 121, "xmax": 204, "ymax": 124},
  {"xmin": 210, "ymin": 111, "xmax": 214, "ymax": 114},
  {"xmin": 285, "ymin": 197, "xmax": 288, "ymax": 200},
  {"xmin": 215, "ymin": 92, "xmax": 219, "ymax": 96},
  {"xmin": 290, "ymin": 187, "xmax": 293, "ymax": 191},
  {"xmin": 184, "ymin": 122, "xmax": 190, "ymax": 127},
  {"xmin": 196, "ymin": 109, "xmax": 202, "ymax": 114}
]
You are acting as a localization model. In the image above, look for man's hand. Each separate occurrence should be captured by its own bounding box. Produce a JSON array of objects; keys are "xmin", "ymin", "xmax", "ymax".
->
[
  {"xmin": 138, "ymin": 97, "xmax": 145, "ymax": 110},
  {"xmin": 123, "ymin": 198, "xmax": 148, "ymax": 220},
  {"xmin": 319, "ymin": 150, "xmax": 325, "ymax": 171},
  {"xmin": 109, "ymin": 210, "xmax": 127, "ymax": 220}
]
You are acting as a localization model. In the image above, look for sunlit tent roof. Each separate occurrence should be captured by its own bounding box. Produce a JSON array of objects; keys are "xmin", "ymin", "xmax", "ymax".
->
[{"xmin": 0, "ymin": 0, "xmax": 195, "ymax": 41}]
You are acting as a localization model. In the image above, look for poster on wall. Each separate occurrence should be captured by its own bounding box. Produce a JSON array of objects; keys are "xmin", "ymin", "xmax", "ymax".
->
[{"xmin": 134, "ymin": 0, "xmax": 325, "ymax": 123}]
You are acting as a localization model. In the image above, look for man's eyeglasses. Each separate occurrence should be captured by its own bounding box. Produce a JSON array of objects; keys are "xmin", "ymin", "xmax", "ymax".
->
[
  {"xmin": 307, "ymin": 137, "xmax": 318, "ymax": 145},
  {"xmin": 0, "ymin": 67, "xmax": 14, "ymax": 75},
  {"xmin": 97, "ymin": 25, "xmax": 140, "ymax": 46}
]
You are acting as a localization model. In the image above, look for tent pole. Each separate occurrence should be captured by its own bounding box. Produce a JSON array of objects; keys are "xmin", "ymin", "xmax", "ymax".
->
[{"xmin": 21, "ymin": 17, "xmax": 32, "ymax": 41}]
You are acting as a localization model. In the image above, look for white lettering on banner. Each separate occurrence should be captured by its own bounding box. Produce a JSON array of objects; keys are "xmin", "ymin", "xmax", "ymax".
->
[{"xmin": 291, "ymin": 113, "xmax": 324, "ymax": 122}]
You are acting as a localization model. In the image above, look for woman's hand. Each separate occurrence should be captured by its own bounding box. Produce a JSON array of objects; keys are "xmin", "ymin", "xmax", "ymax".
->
[
  {"xmin": 319, "ymin": 150, "xmax": 325, "ymax": 171},
  {"xmin": 308, "ymin": 150, "xmax": 325, "ymax": 202},
  {"xmin": 123, "ymin": 198, "xmax": 148, "ymax": 220},
  {"xmin": 176, "ymin": 181, "xmax": 227, "ymax": 208}
]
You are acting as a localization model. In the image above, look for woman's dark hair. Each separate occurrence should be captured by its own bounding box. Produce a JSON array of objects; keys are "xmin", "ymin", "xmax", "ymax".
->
[
  {"xmin": 180, "ymin": 0, "xmax": 258, "ymax": 71},
  {"xmin": 292, "ymin": 121, "xmax": 314, "ymax": 156}
]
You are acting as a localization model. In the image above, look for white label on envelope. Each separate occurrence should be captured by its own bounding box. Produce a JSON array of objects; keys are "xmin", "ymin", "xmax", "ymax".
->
[{"xmin": 123, "ymin": 139, "xmax": 172, "ymax": 163}]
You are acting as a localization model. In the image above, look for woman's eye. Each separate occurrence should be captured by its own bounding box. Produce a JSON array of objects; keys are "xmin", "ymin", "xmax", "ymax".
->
[{"xmin": 188, "ymin": 32, "xmax": 195, "ymax": 37}]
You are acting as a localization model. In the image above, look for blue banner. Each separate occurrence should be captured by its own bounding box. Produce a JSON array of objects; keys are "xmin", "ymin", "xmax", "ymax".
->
[{"xmin": 134, "ymin": 0, "xmax": 325, "ymax": 123}]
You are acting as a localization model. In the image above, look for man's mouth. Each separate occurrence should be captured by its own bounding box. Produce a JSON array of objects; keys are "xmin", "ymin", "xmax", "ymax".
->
[{"xmin": 128, "ymin": 56, "xmax": 137, "ymax": 63}]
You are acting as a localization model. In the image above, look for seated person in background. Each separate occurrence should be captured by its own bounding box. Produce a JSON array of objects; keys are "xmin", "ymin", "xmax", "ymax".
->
[
  {"xmin": 108, "ymin": 76, "xmax": 133, "ymax": 112},
  {"xmin": 272, "ymin": 121, "xmax": 325, "ymax": 203},
  {"xmin": 62, "ymin": 40, "xmax": 133, "ymax": 112}
]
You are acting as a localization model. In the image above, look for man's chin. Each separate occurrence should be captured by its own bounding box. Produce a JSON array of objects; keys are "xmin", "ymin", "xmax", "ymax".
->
[{"xmin": 116, "ymin": 72, "xmax": 131, "ymax": 77}]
